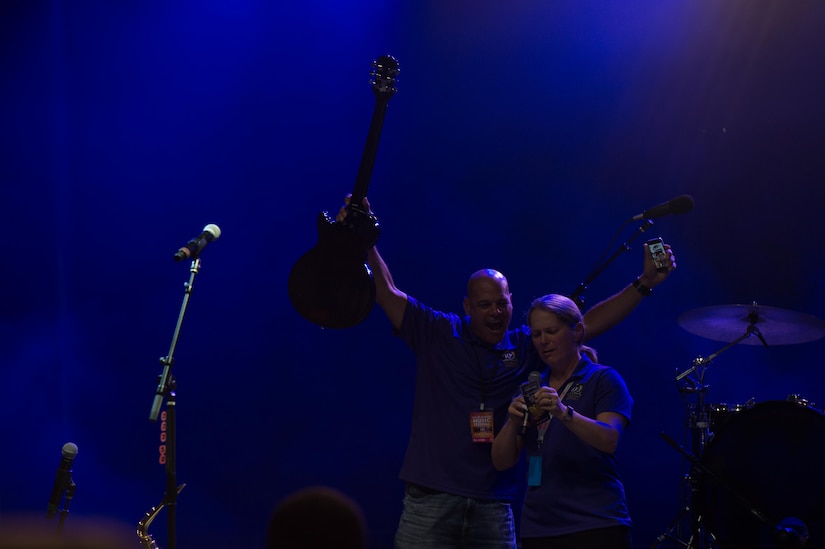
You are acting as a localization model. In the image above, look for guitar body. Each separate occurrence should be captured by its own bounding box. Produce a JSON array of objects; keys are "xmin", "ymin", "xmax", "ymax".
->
[
  {"xmin": 288, "ymin": 55, "xmax": 398, "ymax": 329},
  {"xmin": 288, "ymin": 209, "xmax": 378, "ymax": 329}
]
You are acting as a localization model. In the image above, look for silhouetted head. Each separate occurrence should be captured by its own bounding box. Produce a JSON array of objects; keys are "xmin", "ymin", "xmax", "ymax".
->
[{"xmin": 267, "ymin": 486, "xmax": 367, "ymax": 549}]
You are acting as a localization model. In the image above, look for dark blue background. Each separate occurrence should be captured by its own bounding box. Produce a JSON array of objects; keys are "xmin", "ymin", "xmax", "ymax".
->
[{"xmin": 3, "ymin": 1, "xmax": 825, "ymax": 547}]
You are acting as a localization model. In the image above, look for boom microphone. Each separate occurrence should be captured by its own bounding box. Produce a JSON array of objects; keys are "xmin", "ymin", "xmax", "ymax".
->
[
  {"xmin": 630, "ymin": 194, "xmax": 694, "ymax": 221},
  {"xmin": 47, "ymin": 442, "xmax": 77, "ymax": 519},
  {"xmin": 173, "ymin": 224, "xmax": 221, "ymax": 261}
]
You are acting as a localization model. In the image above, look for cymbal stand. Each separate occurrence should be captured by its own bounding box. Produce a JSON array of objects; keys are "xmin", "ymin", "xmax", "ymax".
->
[
  {"xmin": 650, "ymin": 356, "xmax": 715, "ymax": 549},
  {"xmin": 651, "ymin": 325, "xmax": 763, "ymax": 549}
]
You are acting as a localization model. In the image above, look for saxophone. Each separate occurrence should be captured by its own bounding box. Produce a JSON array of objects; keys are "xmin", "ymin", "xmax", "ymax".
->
[{"xmin": 137, "ymin": 484, "xmax": 186, "ymax": 549}]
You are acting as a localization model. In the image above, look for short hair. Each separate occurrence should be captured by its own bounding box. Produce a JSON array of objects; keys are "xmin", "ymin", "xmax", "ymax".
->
[{"xmin": 266, "ymin": 486, "xmax": 367, "ymax": 549}]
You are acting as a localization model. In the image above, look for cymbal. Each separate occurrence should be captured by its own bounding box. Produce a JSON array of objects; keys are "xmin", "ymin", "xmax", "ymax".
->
[{"xmin": 678, "ymin": 303, "xmax": 825, "ymax": 345}]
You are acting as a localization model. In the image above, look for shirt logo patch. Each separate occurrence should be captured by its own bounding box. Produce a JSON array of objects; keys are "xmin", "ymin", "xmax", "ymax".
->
[
  {"xmin": 566, "ymin": 383, "xmax": 584, "ymax": 401},
  {"xmin": 501, "ymin": 350, "xmax": 519, "ymax": 369}
]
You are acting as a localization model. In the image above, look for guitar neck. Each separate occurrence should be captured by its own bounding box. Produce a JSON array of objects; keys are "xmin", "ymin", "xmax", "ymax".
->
[
  {"xmin": 351, "ymin": 97, "xmax": 390, "ymax": 207},
  {"xmin": 350, "ymin": 54, "xmax": 398, "ymax": 208}
]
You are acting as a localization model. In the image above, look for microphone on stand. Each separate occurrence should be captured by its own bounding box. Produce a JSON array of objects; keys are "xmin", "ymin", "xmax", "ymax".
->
[
  {"xmin": 47, "ymin": 442, "xmax": 78, "ymax": 519},
  {"xmin": 173, "ymin": 224, "xmax": 222, "ymax": 261},
  {"xmin": 630, "ymin": 194, "xmax": 694, "ymax": 221}
]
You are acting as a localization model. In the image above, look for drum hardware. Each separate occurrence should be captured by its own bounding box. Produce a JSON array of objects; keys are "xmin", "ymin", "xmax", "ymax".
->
[
  {"xmin": 657, "ymin": 431, "xmax": 809, "ymax": 549},
  {"xmin": 653, "ymin": 302, "xmax": 825, "ymax": 548},
  {"xmin": 654, "ymin": 355, "xmax": 812, "ymax": 548},
  {"xmin": 671, "ymin": 322, "xmax": 763, "ymax": 478},
  {"xmin": 688, "ymin": 401, "xmax": 754, "ymax": 434},
  {"xmin": 656, "ymin": 430, "xmax": 769, "ymax": 543},
  {"xmin": 651, "ymin": 353, "xmax": 719, "ymax": 548},
  {"xmin": 787, "ymin": 394, "xmax": 817, "ymax": 409}
]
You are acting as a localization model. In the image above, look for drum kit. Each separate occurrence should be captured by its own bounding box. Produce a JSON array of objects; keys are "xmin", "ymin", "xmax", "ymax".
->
[{"xmin": 652, "ymin": 302, "xmax": 825, "ymax": 549}]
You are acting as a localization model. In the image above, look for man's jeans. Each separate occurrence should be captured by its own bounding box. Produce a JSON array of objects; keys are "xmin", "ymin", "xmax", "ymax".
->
[{"xmin": 395, "ymin": 484, "xmax": 516, "ymax": 548}]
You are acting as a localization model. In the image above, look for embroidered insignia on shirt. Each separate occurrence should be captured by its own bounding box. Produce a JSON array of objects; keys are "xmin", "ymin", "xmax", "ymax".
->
[
  {"xmin": 566, "ymin": 383, "xmax": 584, "ymax": 401},
  {"xmin": 501, "ymin": 350, "xmax": 519, "ymax": 369}
]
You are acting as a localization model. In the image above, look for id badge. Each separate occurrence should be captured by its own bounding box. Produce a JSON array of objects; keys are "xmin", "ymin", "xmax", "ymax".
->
[
  {"xmin": 527, "ymin": 456, "xmax": 543, "ymax": 486},
  {"xmin": 470, "ymin": 410, "xmax": 494, "ymax": 443}
]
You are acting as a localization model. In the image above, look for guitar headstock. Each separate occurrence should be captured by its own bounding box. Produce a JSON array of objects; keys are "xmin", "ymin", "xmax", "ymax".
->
[{"xmin": 371, "ymin": 55, "xmax": 399, "ymax": 99}]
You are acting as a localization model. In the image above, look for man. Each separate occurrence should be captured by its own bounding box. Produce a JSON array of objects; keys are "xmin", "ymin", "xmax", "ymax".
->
[{"xmin": 340, "ymin": 197, "xmax": 676, "ymax": 548}]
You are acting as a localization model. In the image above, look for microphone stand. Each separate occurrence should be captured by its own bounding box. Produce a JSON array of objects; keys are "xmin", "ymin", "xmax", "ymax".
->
[
  {"xmin": 570, "ymin": 219, "xmax": 655, "ymax": 310},
  {"xmin": 148, "ymin": 257, "xmax": 203, "ymax": 549},
  {"xmin": 56, "ymin": 477, "xmax": 75, "ymax": 537}
]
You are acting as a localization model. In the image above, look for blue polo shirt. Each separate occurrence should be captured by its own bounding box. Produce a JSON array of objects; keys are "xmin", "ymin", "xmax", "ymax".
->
[
  {"xmin": 397, "ymin": 296, "xmax": 541, "ymax": 501},
  {"xmin": 520, "ymin": 356, "xmax": 633, "ymax": 538}
]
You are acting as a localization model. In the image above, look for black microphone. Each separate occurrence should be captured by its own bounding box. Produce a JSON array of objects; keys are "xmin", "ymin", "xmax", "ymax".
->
[
  {"xmin": 630, "ymin": 194, "xmax": 694, "ymax": 221},
  {"xmin": 173, "ymin": 224, "xmax": 222, "ymax": 261},
  {"xmin": 520, "ymin": 371, "xmax": 543, "ymax": 436},
  {"xmin": 47, "ymin": 442, "xmax": 78, "ymax": 519}
]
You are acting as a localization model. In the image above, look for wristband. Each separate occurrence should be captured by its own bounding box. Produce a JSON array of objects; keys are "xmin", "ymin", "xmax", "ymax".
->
[
  {"xmin": 632, "ymin": 277, "xmax": 653, "ymax": 297},
  {"xmin": 565, "ymin": 405, "xmax": 574, "ymax": 422}
]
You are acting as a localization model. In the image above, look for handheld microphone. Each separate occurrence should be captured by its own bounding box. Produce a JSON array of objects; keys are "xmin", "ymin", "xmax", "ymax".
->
[
  {"xmin": 173, "ymin": 224, "xmax": 222, "ymax": 261},
  {"xmin": 519, "ymin": 371, "xmax": 543, "ymax": 436},
  {"xmin": 47, "ymin": 442, "xmax": 78, "ymax": 518},
  {"xmin": 630, "ymin": 194, "xmax": 694, "ymax": 221},
  {"xmin": 520, "ymin": 404, "xmax": 530, "ymax": 436}
]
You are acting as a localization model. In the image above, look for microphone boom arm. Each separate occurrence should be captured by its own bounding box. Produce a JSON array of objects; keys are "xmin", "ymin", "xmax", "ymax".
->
[{"xmin": 571, "ymin": 220, "xmax": 654, "ymax": 309}]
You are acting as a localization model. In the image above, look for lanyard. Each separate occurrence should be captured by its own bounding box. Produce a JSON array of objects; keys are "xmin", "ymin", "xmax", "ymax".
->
[
  {"xmin": 536, "ymin": 381, "xmax": 573, "ymax": 447},
  {"xmin": 471, "ymin": 345, "xmax": 499, "ymax": 410}
]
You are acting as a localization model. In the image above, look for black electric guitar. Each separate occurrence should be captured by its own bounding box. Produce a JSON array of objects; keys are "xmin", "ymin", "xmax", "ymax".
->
[{"xmin": 288, "ymin": 55, "xmax": 399, "ymax": 329}]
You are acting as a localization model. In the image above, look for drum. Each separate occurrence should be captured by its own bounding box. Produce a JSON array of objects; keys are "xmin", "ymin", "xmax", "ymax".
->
[
  {"xmin": 688, "ymin": 402, "xmax": 749, "ymax": 432},
  {"xmin": 698, "ymin": 399, "xmax": 825, "ymax": 548}
]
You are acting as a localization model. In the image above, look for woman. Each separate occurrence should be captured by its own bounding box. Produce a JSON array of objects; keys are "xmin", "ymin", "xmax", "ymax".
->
[{"xmin": 491, "ymin": 294, "xmax": 634, "ymax": 549}]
